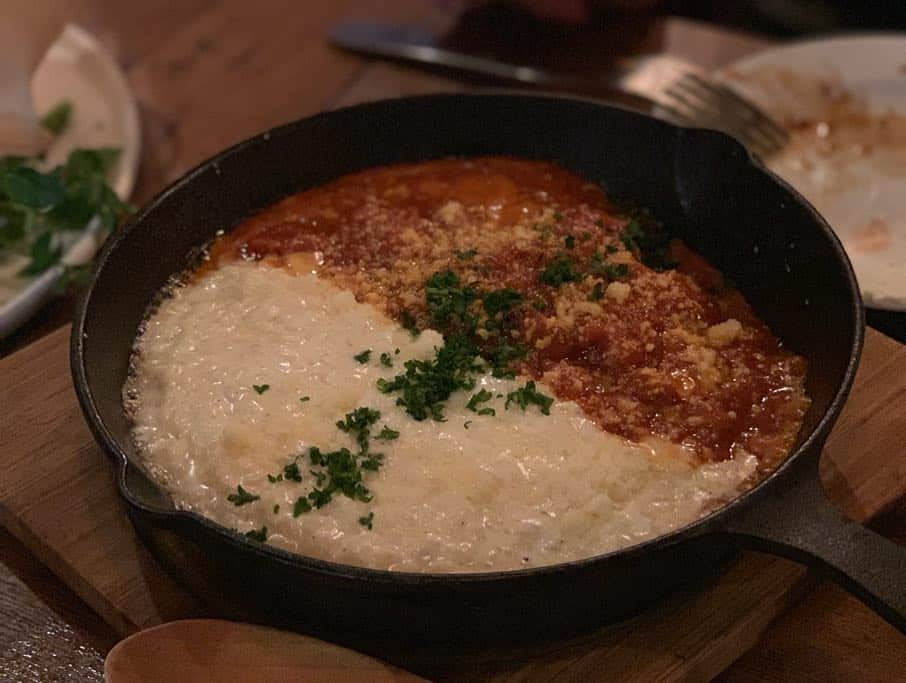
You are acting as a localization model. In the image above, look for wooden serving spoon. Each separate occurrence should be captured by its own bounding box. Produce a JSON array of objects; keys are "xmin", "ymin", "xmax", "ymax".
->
[{"xmin": 104, "ymin": 619, "xmax": 427, "ymax": 683}]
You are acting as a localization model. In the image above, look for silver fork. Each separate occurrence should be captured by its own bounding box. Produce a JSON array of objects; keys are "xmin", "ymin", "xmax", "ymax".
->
[
  {"xmin": 656, "ymin": 73, "xmax": 789, "ymax": 158},
  {"xmin": 330, "ymin": 22, "xmax": 790, "ymax": 157}
]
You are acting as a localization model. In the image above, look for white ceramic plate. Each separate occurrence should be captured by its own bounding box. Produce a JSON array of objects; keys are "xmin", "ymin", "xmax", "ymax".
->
[
  {"xmin": 717, "ymin": 35, "xmax": 906, "ymax": 311},
  {"xmin": 0, "ymin": 23, "xmax": 140, "ymax": 339}
]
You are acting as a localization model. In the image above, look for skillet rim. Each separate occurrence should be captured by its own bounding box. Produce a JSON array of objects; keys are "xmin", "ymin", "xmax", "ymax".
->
[{"xmin": 70, "ymin": 91, "xmax": 864, "ymax": 586}]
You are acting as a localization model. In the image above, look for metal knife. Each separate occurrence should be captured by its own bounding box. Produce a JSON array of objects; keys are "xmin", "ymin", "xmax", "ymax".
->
[{"xmin": 328, "ymin": 21, "xmax": 693, "ymax": 115}]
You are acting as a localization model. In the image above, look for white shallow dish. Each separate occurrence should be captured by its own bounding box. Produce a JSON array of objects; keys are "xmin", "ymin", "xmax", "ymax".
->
[
  {"xmin": 718, "ymin": 34, "xmax": 906, "ymax": 311},
  {"xmin": 0, "ymin": 23, "xmax": 140, "ymax": 339}
]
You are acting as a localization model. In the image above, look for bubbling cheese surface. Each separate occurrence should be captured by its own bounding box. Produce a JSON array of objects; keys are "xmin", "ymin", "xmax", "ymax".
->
[{"xmin": 126, "ymin": 262, "xmax": 756, "ymax": 572}]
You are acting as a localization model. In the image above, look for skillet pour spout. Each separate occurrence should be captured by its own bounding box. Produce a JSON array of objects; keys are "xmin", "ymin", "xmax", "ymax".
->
[{"xmin": 72, "ymin": 93, "xmax": 905, "ymax": 641}]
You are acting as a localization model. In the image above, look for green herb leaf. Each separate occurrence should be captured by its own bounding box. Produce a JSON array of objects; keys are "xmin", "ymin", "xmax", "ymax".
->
[
  {"xmin": 18, "ymin": 231, "xmax": 61, "ymax": 276},
  {"xmin": 299, "ymin": 395, "xmax": 310, "ymax": 403},
  {"xmin": 378, "ymin": 332, "xmax": 481, "ymax": 421},
  {"xmin": 1, "ymin": 166, "xmax": 65, "ymax": 208},
  {"xmin": 309, "ymin": 487, "xmax": 333, "ymax": 508},
  {"xmin": 227, "ymin": 485, "xmax": 260, "ymax": 506},
  {"xmin": 481, "ymin": 288, "xmax": 522, "ymax": 317},
  {"xmin": 336, "ymin": 407, "xmax": 382, "ymax": 453},
  {"xmin": 400, "ymin": 311, "xmax": 420, "ymax": 337},
  {"xmin": 540, "ymin": 256, "xmax": 580, "ymax": 287},
  {"xmin": 40, "ymin": 101, "xmax": 72, "ymax": 136},
  {"xmin": 358, "ymin": 512, "xmax": 374, "ymax": 530},
  {"xmin": 0, "ymin": 204, "xmax": 27, "ymax": 247},
  {"xmin": 283, "ymin": 462, "xmax": 302, "ymax": 482},
  {"xmin": 589, "ymin": 281, "xmax": 605, "ymax": 301},
  {"xmin": 380, "ymin": 352, "xmax": 393, "ymax": 367},
  {"xmin": 425, "ymin": 269, "xmax": 477, "ymax": 327},
  {"xmin": 63, "ymin": 147, "xmax": 121, "ymax": 178},
  {"xmin": 293, "ymin": 496, "xmax": 312, "ymax": 516},
  {"xmin": 564, "ymin": 234, "xmax": 575, "ymax": 249},
  {"xmin": 376, "ymin": 425, "xmax": 399, "ymax": 440},
  {"xmin": 588, "ymin": 254, "xmax": 630, "ymax": 282},
  {"xmin": 619, "ymin": 217, "xmax": 676, "ymax": 271},
  {"xmin": 252, "ymin": 384, "xmax": 270, "ymax": 395},
  {"xmin": 505, "ymin": 381, "xmax": 554, "ymax": 416},
  {"xmin": 354, "ymin": 349, "xmax": 372, "ymax": 363},
  {"xmin": 466, "ymin": 388, "xmax": 494, "ymax": 414},
  {"xmin": 244, "ymin": 526, "xmax": 268, "ymax": 542},
  {"xmin": 454, "ymin": 248, "xmax": 477, "ymax": 260}
]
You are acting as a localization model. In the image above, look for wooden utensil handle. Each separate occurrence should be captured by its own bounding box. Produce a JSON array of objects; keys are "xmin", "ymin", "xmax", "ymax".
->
[{"xmin": 721, "ymin": 450, "xmax": 906, "ymax": 633}]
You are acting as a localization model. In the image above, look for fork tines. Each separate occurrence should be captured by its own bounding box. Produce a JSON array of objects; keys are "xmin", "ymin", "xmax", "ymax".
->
[{"xmin": 659, "ymin": 73, "xmax": 790, "ymax": 158}]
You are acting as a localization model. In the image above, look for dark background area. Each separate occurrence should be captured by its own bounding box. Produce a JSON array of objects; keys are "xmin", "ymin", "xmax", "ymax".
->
[{"xmin": 668, "ymin": 0, "xmax": 906, "ymax": 36}]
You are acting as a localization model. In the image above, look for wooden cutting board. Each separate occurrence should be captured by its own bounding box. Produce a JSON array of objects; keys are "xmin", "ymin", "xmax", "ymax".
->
[{"xmin": 0, "ymin": 325, "xmax": 904, "ymax": 681}]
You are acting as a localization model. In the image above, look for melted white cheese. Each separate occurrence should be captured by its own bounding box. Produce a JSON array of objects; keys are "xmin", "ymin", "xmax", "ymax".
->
[{"xmin": 126, "ymin": 262, "xmax": 756, "ymax": 572}]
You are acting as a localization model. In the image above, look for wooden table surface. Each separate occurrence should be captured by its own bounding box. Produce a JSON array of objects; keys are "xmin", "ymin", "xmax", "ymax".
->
[{"xmin": 1, "ymin": 2, "xmax": 904, "ymax": 680}]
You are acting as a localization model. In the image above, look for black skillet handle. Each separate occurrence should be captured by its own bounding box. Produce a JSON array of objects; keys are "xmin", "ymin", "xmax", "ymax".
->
[{"xmin": 720, "ymin": 451, "xmax": 906, "ymax": 634}]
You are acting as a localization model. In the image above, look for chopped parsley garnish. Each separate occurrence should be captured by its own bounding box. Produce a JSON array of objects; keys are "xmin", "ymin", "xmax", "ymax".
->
[
  {"xmin": 588, "ymin": 254, "xmax": 630, "ymax": 282},
  {"xmin": 308, "ymin": 486, "xmax": 335, "ymax": 508},
  {"xmin": 226, "ymin": 485, "xmax": 259, "ymax": 506},
  {"xmin": 336, "ymin": 406, "xmax": 382, "ymax": 452},
  {"xmin": 619, "ymin": 218, "xmax": 645, "ymax": 252},
  {"xmin": 299, "ymin": 395, "xmax": 310, "ymax": 403},
  {"xmin": 360, "ymin": 452, "xmax": 384, "ymax": 471},
  {"xmin": 273, "ymin": 504, "xmax": 280, "ymax": 514},
  {"xmin": 268, "ymin": 460, "xmax": 302, "ymax": 483},
  {"xmin": 252, "ymin": 384, "xmax": 270, "ymax": 395},
  {"xmin": 293, "ymin": 496, "xmax": 312, "ymax": 516},
  {"xmin": 464, "ymin": 420, "xmax": 472, "ymax": 429},
  {"xmin": 381, "ymin": 272, "xmax": 533, "ymax": 419},
  {"xmin": 359, "ymin": 512, "xmax": 374, "ymax": 530},
  {"xmin": 306, "ymin": 446, "xmax": 373, "ymax": 507},
  {"xmin": 376, "ymin": 425, "xmax": 399, "ymax": 440},
  {"xmin": 481, "ymin": 288, "xmax": 522, "ymax": 317},
  {"xmin": 619, "ymin": 217, "xmax": 676, "ymax": 271},
  {"xmin": 354, "ymin": 349, "xmax": 372, "ymax": 363},
  {"xmin": 287, "ymin": 406, "xmax": 389, "ymax": 513},
  {"xmin": 553, "ymin": 211, "xmax": 563, "ymax": 222},
  {"xmin": 466, "ymin": 388, "xmax": 495, "ymax": 416},
  {"xmin": 283, "ymin": 462, "xmax": 302, "ymax": 482},
  {"xmin": 377, "ymin": 332, "xmax": 482, "ymax": 421},
  {"xmin": 41, "ymin": 101, "xmax": 72, "ymax": 136},
  {"xmin": 425, "ymin": 269, "xmax": 477, "ymax": 328},
  {"xmin": 589, "ymin": 281, "xmax": 605, "ymax": 301},
  {"xmin": 540, "ymin": 256, "xmax": 581, "ymax": 286},
  {"xmin": 400, "ymin": 311, "xmax": 420, "ymax": 336},
  {"xmin": 505, "ymin": 381, "xmax": 553, "ymax": 416},
  {"xmin": 380, "ymin": 352, "xmax": 393, "ymax": 367},
  {"xmin": 485, "ymin": 343, "xmax": 526, "ymax": 378},
  {"xmin": 454, "ymin": 248, "xmax": 478, "ymax": 260},
  {"xmin": 245, "ymin": 526, "xmax": 268, "ymax": 542},
  {"xmin": 564, "ymin": 234, "xmax": 575, "ymax": 249}
]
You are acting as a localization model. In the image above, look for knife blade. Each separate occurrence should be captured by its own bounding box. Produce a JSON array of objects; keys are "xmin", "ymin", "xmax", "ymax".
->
[{"xmin": 328, "ymin": 20, "xmax": 664, "ymax": 113}]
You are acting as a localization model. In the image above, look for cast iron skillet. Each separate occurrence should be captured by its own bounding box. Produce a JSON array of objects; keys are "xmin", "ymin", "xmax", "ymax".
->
[{"xmin": 72, "ymin": 94, "xmax": 906, "ymax": 642}]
